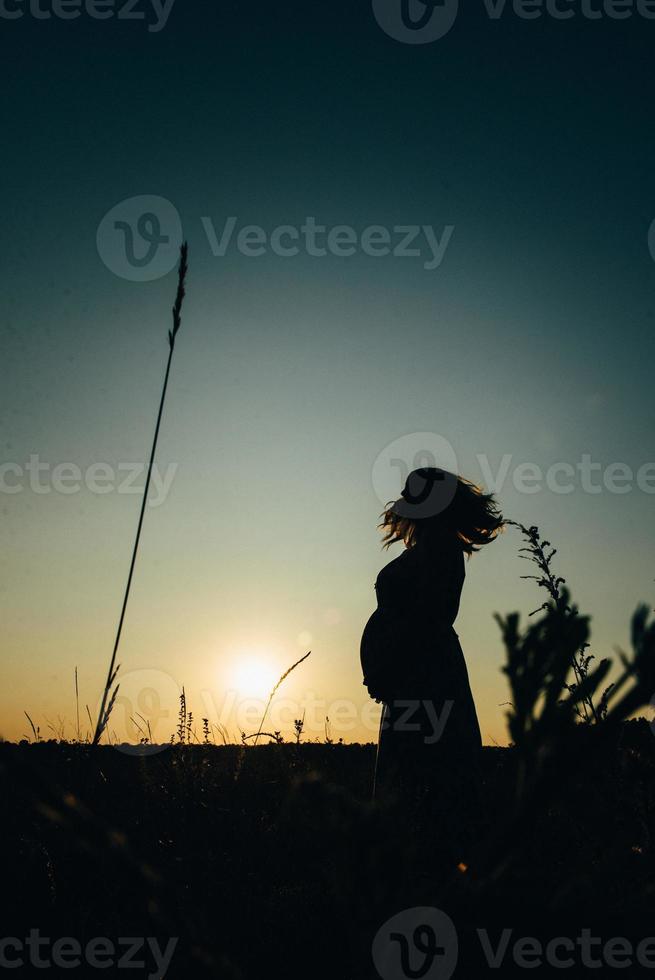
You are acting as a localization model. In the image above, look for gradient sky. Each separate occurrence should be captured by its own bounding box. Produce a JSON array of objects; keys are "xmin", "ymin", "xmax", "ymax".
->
[{"xmin": 2, "ymin": 1, "xmax": 655, "ymax": 745}]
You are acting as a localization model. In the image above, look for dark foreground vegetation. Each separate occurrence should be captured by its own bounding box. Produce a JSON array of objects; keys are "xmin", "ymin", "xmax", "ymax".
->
[
  {"xmin": 2, "ymin": 720, "xmax": 655, "ymax": 979},
  {"xmin": 5, "ymin": 525, "xmax": 655, "ymax": 977}
]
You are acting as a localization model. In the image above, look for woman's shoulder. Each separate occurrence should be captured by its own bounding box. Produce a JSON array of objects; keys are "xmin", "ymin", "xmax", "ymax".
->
[
  {"xmin": 376, "ymin": 549, "xmax": 409, "ymax": 580},
  {"xmin": 376, "ymin": 533, "xmax": 463, "ymax": 583}
]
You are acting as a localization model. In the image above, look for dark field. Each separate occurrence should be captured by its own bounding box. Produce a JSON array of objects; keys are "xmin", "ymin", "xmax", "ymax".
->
[{"xmin": 3, "ymin": 722, "xmax": 655, "ymax": 978}]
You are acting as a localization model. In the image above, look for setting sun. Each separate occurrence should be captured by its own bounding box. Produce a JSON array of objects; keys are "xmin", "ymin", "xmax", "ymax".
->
[{"xmin": 230, "ymin": 658, "xmax": 278, "ymax": 700}]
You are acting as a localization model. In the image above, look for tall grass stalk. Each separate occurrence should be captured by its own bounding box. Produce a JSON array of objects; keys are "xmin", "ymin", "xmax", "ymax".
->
[
  {"xmin": 24, "ymin": 711, "xmax": 39, "ymax": 743},
  {"xmin": 93, "ymin": 243, "xmax": 189, "ymax": 745},
  {"xmin": 253, "ymin": 651, "xmax": 311, "ymax": 746},
  {"xmin": 74, "ymin": 666, "xmax": 80, "ymax": 743}
]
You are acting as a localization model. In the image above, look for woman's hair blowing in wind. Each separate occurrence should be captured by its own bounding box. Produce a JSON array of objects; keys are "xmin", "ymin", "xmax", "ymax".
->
[{"xmin": 379, "ymin": 467, "xmax": 504, "ymax": 555}]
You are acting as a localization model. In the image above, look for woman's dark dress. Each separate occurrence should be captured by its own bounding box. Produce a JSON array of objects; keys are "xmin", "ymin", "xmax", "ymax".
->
[{"xmin": 360, "ymin": 532, "xmax": 481, "ymax": 801}]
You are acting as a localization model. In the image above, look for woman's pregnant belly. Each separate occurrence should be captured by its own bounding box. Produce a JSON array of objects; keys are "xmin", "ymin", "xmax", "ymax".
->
[
  {"xmin": 360, "ymin": 609, "xmax": 405, "ymax": 698},
  {"xmin": 361, "ymin": 609, "xmax": 461, "ymax": 700}
]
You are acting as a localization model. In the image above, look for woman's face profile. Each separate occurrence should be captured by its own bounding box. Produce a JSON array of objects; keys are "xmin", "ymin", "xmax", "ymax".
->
[{"xmin": 394, "ymin": 468, "xmax": 459, "ymax": 521}]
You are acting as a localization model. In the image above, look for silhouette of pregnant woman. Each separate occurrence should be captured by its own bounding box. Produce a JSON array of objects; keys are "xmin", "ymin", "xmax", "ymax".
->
[{"xmin": 360, "ymin": 467, "xmax": 503, "ymax": 803}]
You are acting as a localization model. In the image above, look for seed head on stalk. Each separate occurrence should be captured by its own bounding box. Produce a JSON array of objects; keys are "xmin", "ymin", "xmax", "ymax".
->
[{"xmin": 253, "ymin": 651, "xmax": 312, "ymax": 746}]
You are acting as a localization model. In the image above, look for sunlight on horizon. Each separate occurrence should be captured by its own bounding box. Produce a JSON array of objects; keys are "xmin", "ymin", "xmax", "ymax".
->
[{"xmin": 229, "ymin": 656, "xmax": 278, "ymax": 701}]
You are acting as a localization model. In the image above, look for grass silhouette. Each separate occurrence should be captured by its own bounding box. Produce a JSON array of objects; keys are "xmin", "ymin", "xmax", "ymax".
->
[
  {"xmin": 9, "ymin": 522, "xmax": 655, "ymax": 977},
  {"xmin": 93, "ymin": 244, "xmax": 189, "ymax": 746}
]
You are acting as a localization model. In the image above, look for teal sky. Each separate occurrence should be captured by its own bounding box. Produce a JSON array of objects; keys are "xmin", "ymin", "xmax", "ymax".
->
[{"xmin": 1, "ymin": 2, "xmax": 655, "ymax": 743}]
